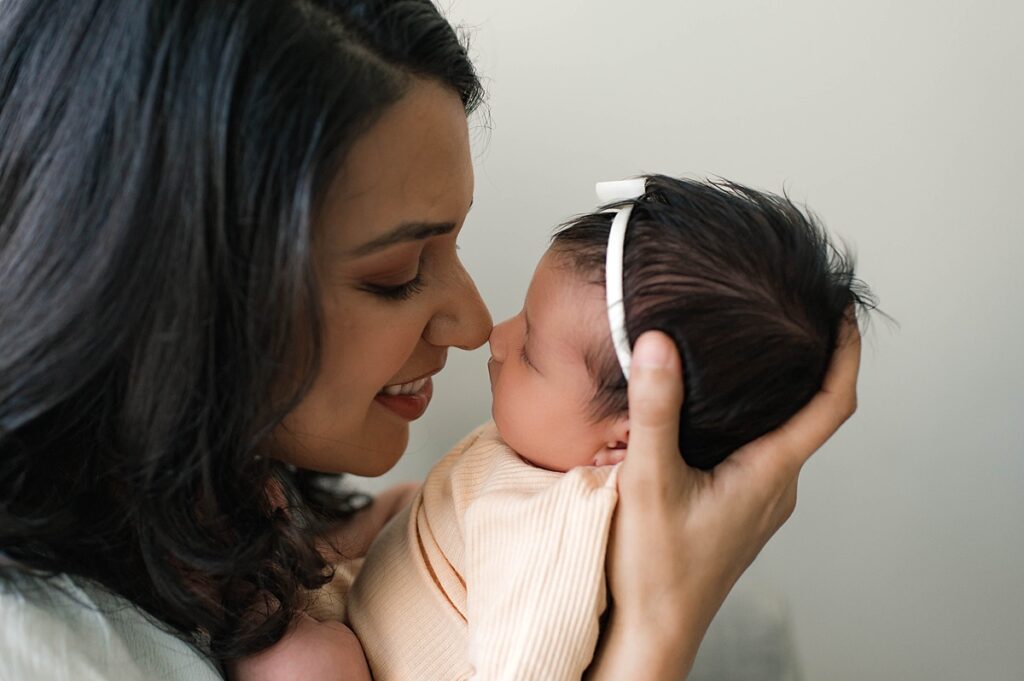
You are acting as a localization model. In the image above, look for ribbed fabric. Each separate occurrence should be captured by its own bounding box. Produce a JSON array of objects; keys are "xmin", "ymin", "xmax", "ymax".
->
[{"xmin": 346, "ymin": 422, "xmax": 619, "ymax": 681}]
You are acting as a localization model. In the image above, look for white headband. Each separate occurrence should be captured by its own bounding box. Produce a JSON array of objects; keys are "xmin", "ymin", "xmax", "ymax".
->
[{"xmin": 595, "ymin": 178, "xmax": 647, "ymax": 381}]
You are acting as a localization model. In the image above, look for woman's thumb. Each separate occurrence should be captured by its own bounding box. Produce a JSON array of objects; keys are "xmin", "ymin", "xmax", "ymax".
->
[{"xmin": 624, "ymin": 331, "xmax": 684, "ymax": 481}]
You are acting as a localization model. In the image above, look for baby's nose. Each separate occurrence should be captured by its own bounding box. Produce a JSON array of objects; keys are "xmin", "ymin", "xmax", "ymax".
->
[{"xmin": 487, "ymin": 318, "xmax": 513, "ymax": 362}]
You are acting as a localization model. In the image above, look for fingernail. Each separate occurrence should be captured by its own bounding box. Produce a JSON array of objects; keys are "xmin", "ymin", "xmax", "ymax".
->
[{"xmin": 633, "ymin": 334, "xmax": 670, "ymax": 368}]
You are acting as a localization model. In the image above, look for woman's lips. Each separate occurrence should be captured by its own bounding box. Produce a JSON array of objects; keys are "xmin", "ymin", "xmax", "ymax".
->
[{"xmin": 374, "ymin": 377, "xmax": 433, "ymax": 421}]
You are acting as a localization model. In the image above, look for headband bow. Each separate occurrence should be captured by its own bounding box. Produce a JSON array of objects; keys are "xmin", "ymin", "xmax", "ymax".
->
[{"xmin": 595, "ymin": 178, "xmax": 646, "ymax": 381}]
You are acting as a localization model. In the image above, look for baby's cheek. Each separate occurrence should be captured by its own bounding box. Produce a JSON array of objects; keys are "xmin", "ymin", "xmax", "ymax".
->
[
  {"xmin": 497, "ymin": 408, "xmax": 524, "ymax": 446},
  {"xmin": 491, "ymin": 388, "xmax": 533, "ymax": 456},
  {"xmin": 491, "ymin": 379, "xmax": 579, "ymax": 471},
  {"xmin": 503, "ymin": 410, "xmax": 583, "ymax": 472},
  {"xmin": 490, "ymin": 385, "xmax": 515, "ymax": 441}
]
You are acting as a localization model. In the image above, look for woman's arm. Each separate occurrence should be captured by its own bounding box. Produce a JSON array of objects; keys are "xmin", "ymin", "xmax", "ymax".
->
[
  {"xmin": 228, "ymin": 485, "xmax": 419, "ymax": 680},
  {"xmin": 587, "ymin": 318, "xmax": 861, "ymax": 680},
  {"xmin": 226, "ymin": 613, "xmax": 371, "ymax": 681}
]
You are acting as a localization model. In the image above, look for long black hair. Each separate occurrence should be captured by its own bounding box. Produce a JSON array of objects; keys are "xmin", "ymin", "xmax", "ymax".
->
[
  {"xmin": 552, "ymin": 175, "xmax": 877, "ymax": 469},
  {"xmin": 0, "ymin": 0, "xmax": 482, "ymax": 660}
]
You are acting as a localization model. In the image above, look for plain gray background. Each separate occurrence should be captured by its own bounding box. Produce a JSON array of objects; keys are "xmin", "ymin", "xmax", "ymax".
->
[{"xmin": 353, "ymin": 1, "xmax": 1024, "ymax": 678}]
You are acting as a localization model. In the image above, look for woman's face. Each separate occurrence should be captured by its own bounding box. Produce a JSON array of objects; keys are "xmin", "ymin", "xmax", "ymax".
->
[{"xmin": 273, "ymin": 80, "xmax": 491, "ymax": 476}]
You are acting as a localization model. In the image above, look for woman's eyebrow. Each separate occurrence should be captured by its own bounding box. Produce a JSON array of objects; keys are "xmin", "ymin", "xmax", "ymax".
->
[{"xmin": 349, "ymin": 221, "xmax": 456, "ymax": 257}]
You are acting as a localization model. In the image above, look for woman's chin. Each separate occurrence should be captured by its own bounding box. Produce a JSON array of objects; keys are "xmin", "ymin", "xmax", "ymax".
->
[
  {"xmin": 269, "ymin": 419, "xmax": 409, "ymax": 476},
  {"xmin": 342, "ymin": 425, "xmax": 410, "ymax": 477},
  {"xmin": 351, "ymin": 455, "xmax": 405, "ymax": 478}
]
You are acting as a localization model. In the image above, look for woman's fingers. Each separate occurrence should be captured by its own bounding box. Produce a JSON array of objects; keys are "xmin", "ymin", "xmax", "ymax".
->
[
  {"xmin": 825, "ymin": 310, "xmax": 862, "ymax": 406},
  {"xmin": 599, "ymin": 320, "xmax": 862, "ymax": 680},
  {"xmin": 733, "ymin": 314, "xmax": 862, "ymax": 474},
  {"xmin": 622, "ymin": 332, "xmax": 685, "ymax": 486}
]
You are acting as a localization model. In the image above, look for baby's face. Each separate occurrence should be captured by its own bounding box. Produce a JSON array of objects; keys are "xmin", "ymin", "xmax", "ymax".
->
[{"xmin": 487, "ymin": 250, "xmax": 628, "ymax": 471}]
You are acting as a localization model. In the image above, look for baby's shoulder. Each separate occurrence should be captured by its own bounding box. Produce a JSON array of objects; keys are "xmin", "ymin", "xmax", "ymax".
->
[{"xmin": 423, "ymin": 421, "xmax": 527, "ymax": 509}]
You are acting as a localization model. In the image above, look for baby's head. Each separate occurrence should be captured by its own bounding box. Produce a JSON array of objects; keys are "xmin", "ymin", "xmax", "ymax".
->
[{"xmin": 488, "ymin": 175, "xmax": 874, "ymax": 472}]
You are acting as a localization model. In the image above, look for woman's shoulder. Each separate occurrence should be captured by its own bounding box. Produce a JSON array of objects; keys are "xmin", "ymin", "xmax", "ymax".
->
[{"xmin": 0, "ymin": 572, "xmax": 224, "ymax": 681}]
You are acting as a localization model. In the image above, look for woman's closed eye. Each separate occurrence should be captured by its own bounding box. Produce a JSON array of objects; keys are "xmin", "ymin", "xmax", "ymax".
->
[
  {"xmin": 362, "ymin": 273, "xmax": 425, "ymax": 301},
  {"xmin": 358, "ymin": 251, "xmax": 428, "ymax": 302}
]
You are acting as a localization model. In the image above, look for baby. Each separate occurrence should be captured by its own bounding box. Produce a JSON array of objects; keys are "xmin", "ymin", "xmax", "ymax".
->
[
  {"xmin": 341, "ymin": 174, "xmax": 874, "ymax": 680},
  {"xmin": 232, "ymin": 174, "xmax": 873, "ymax": 680}
]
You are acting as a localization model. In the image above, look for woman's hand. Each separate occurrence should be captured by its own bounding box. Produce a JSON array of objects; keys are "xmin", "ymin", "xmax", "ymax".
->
[
  {"xmin": 588, "ymin": 317, "xmax": 861, "ymax": 679},
  {"xmin": 226, "ymin": 613, "xmax": 371, "ymax": 681}
]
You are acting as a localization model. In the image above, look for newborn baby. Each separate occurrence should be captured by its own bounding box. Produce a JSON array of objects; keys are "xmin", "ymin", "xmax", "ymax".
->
[{"xmin": 343, "ymin": 174, "xmax": 874, "ymax": 680}]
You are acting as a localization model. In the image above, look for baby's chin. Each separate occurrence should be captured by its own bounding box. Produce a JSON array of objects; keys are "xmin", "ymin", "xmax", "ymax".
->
[
  {"xmin": 516, "ymin": 449, "xmax": 574, "ymax": 472},
  {"xmin": 506, "ymin": 439, "xmax": 622, "ymax": 473},
  {"xmin": 491, "ymin": 418, "xmax": 550, "ymax": 470},
  {"xmin": 492, "ymin": 399, "xmax": 610, "ymax": 471},
  {"xmin": 491, "ymin": 421, "xmax": 589, "ymax": 473}
]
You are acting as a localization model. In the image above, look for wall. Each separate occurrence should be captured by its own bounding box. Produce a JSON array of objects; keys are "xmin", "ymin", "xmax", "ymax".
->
[{"xmin": 355, "ymin": 1, "xmax": 1024, "ymax": 678}]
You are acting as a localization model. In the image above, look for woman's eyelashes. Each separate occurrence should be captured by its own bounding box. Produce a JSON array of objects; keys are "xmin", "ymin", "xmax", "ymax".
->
[
  {"xmin": 362, "ymin": 273, "xmax": 425, "ymax": 301},
  {"xmin": 358, "ymin": 241, "xmax": 460, "ymax": 302},
  {"xmin": 360, "ymin": 250, "xmax": 431, "ymax": 301}
]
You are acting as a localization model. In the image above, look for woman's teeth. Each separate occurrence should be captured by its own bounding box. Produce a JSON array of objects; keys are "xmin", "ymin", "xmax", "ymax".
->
[{"xmin": 380, "ymin": 377, "xmax": 429, "ymax": 396}]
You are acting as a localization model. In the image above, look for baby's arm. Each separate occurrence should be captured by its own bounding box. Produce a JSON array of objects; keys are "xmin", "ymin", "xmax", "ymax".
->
[
  {"xmin": 227, "ymin": 612, "xmax": 371, "ymax": 681},
  {"xmin": 464, "ymin": 465, "xmax": 619, "ymax": 680}
]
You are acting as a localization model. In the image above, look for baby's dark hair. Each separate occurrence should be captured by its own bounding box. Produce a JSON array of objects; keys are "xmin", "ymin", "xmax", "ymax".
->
[{"xmin": 551, "ymin": 175, "xmax": 875, "ymax": 469}]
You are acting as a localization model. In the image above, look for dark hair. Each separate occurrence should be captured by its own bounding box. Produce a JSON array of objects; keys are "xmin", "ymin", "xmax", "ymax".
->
[
  {"xmin": 551, "ymin": 175, "xmax": 876, "ymax": 470},
  {"xmin": 0, "ymin": 0, "xmax": 482, "ymax": 660}
]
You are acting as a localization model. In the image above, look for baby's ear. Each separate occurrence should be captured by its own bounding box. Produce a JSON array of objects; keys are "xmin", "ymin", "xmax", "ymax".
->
[
  {"xmin": 609, "ymin": 414, "xmax": 629, "ymax": 449},
  {"xmin": 592, "ymin": 446, "xmax": 627, "ymax": 467},
  {"xmin": 591, "ymin": 416, "xmax": 629, "ymax": 466}
]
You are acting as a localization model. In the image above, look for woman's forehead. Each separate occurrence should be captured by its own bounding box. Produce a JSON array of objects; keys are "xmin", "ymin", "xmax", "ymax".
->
[{"xmin": 317, "ymin": 80, "xmax": 474, "ymax": 252}]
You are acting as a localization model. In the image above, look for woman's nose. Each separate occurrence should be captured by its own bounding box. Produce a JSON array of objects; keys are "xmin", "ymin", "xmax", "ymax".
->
[{"xmin": 423, "ymin": 260, "xmax": 493, "ymax": 350}]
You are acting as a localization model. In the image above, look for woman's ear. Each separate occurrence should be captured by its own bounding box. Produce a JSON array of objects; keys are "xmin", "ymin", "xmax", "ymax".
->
[{"xmin": 591, "ymin": 415, "xmax": 630, "ymax": 466}]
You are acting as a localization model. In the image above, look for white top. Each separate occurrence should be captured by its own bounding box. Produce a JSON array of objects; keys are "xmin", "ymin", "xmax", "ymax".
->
[{"xmin": 0, "ymin": 573, "xmax": 223, "ymax": 681}]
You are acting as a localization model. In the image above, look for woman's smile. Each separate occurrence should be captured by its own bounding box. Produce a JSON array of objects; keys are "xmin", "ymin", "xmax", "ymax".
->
[
  {"xmin": 374, "ymin": 365, "xmax": 446, "ymax": 421},
  {"xmin": 374, "ymin": 377, "xmax": 434, "ymax": 421}
]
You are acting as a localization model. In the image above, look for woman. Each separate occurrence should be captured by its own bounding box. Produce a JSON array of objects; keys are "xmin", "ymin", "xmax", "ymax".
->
[{"xmin": 0, "ymin": 1, "xmax": 860, "ymax": 679}]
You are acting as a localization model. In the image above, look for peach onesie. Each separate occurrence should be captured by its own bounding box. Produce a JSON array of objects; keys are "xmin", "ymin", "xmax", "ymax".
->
[{"xmin": 344, "ymin": 421, "xmax": 620, "ymax": 681}]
